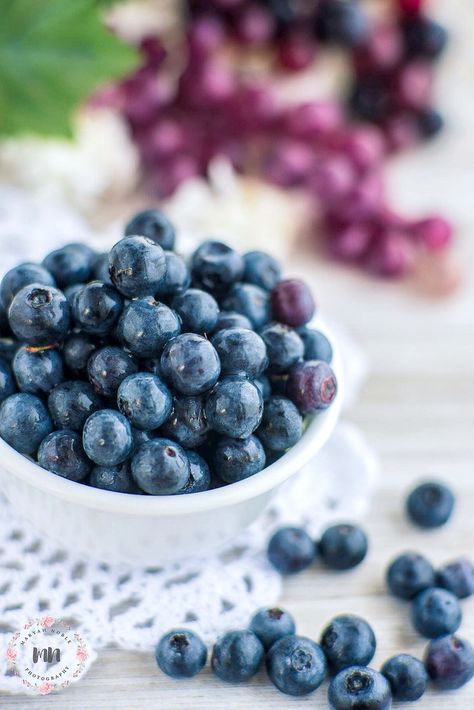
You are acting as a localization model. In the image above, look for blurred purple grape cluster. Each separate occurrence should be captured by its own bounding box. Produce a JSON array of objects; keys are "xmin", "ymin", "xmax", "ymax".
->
[{"xmin": 98, "ymin": 0, "xmax": 453, "ymax": 281}]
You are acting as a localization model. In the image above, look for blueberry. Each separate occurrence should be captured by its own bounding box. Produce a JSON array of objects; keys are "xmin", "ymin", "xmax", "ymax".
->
[
  {"xmin": 116, "ymin": 297, "xmax": 181, "ymax": 358},
  {"xmin": 211, "ymin": 327, "xmax": 268, "ymax": 378},
  {"xmin": 257, "ymin": 396, "xmax": 303, "ymax": 452},
  {"xmin": 298, "ymin": 327, "xmax": 333, "ymax": 363},
  {"xmin": 125, "ymin": 209, "xmax": 176, "ymax": 250},
  {"xmin": 381, "ymin": 653, "xmax": 428, "ymax": 702},
  {"xmin": 9, "ymin": 284, "xmax": 70, "ymax": 346},
  {"xmin": 205, "ymin": 376, "xmax": 263, "ymax": 439},
  {"xmin": 131, "ymin": 438, "xmax": 190, "ymax": 495},
  {"xmin": 87, "ymin": 346, "xmax": 138, "ymax": 397},
  {"xmin": 172, "ymin": 288, "xmax": 219, "ymax": 334},
  {"xmin": 403, "ymin": 17, "xmax": 448, "ymax": 60},
  {"xmin": 386, "ymin": 552, "xmax": 435, "ymax": 600},
  {"xmin": 72, "ymin": 281, "xmax": 123, "ymax": 335},
  {"xmin": 0, "ymin": 262, "xmax": 55, "ymax": 309},
  {"xmin": 117, "ymin": 373, "xmax": 172, "ymax": 430},
  {"xmin": 418, "ymin": 108, "xmax": 444, "ymax": 140},
  {"xmin": 266, "ymin": 634, "xmax": 327, "ymax": 696},
  {"xmin": 249, "ymin": 608, "xmax": 296, "ymax": 650},
  {"xmin": 316, "ymin": 0, "xmax": 369, "ymax": 48},
  {"xmin": 259, "ymin": 323, "xmax": 304, "ymax": 373},
  {"xmin": 89, "ymin": 461, "xmax": 138, "ymax": 493},
  {"xmin": 321, "ymin": 615, "xmax": 376, "ymax": 673},
  {"xmin": 212, "ymin": 311, "xmax": 252, "ymax": 333},
  {"xmin": 271, "ymin": 279, "xmax": 315, "ymax": 328},
  {"xmin": 91, "ymin": 253, "xmax": 113, "ymax": 285},
  {"xmin": 406, "ymin": 481, "xmax": 455, "ymax": 529},
  {"xmin": 64, "ymin": 283, "xmax": 83, "ymax": 306},
  {"xmin": 211, "ymin": 630, "xmax": 264, "ymax": 683},
  {"xmin": 349, "ymin": 78, "xmax": 391, "ymax": 123},
  {"xmin": 254, "ymin": 375, "xmax": 271, "ymax": 401},
  {"xmin": 161, "ymin": 333, "xmax": 221, "ymax": 396},
  {"xmin": 0, "ymin": 357, "xmax": 16, "ymax": 404},
  {"xmin": 243, "ymin": 250, "xmax": 281, "ymax": 291},
  {"xmin": 319, "ymin": 524, "xmax": 368, "ymax": 571},
  {"xmin": 0, "ymin": 393, "xmax": 53, "ymax": 455},
  {"xmin": 48, "ymin": 381, "xmax": 104, "ymax": 431},
  {"xmin": 424, "ymin": 635, "xmax": 474, "ymax": 690},
  {"xmin": 108, "ymin": 236, "xmax": 167, "ymax": 298},
  {"xmin": 156, "ymin": 629, "xmax": 207, "ymax": 679},
  {"xmin": 222, "ymin": 283, "xmax": 270, "ymax": 329},
  {"xmin": 13, "ymin": 346, "xmax": 63, "ymax": 395},
  {"xmin": 191, "ymin": 240, "xmax": 244, "ymax": 294},
  {"xmin": 213, "ymin": 435, "xmax": 266, "ymax": 484},
  {"xmin": 42, "ymin": 243, "xmax": 96, "ymax": 288},
  {"xmin": 437, "ymin": 559, "xmax": 474, "ymax": 599},
  {"xmin": 328, "ymin": 666, "xmax": 391, "ymax": 710},
  {"xmin": 63, "ymin": 332, "xmax": 98, "ymax": 375},
  {"xmin": 155, "ymin": 252, "xmax": 191, "ymax": 298},
  {"xmin": 181, "ymin": 451, "xmax": 211, "ymax": 494},
  {"xmin": 267, "ymin": 527, "xmax": 316, "ymax": 575},
  {"xmin": 286, "ymin": 360, "xmax": 338, "ymax": 413},
  {"xmin": 83, "ymin": 409, "xmax": 133, "ymax": 466},
  {"xmin": 38, "ymin": 430, "xmax": 91, "ymax": 482},
  {"xmin": 160, "ymin": 395, "xmax": 210, "ymax": 448},
  {"xmin": 411, "ymin": 587, "xmax": 462, "ymax": 639}
]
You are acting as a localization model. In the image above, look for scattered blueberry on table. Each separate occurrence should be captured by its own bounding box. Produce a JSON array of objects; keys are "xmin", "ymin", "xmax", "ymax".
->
[
  {"xmin": 266, "ymin": 634, "xmax": 327, "ymax": 696},
  {"xmin": 328, "ymin": 666, "xmax": 392, "ymax": 710},
  {"xmin": 411, "ymin": 587, "xmax": 462, "ymax": 639},
  {"xmin": 406, "ymin": 480, "xmax": 455, "ymax": 528},
  {"xmin": 320, "ymin": 615, "xmax": 376, "ymax": 673},
  {"xmin": 156, "ymin": 629, "xmax": 207, "ymax": 679},
  {"xmin": 381, "ymin": 653, "xmax": 428, "ymax": 702}
]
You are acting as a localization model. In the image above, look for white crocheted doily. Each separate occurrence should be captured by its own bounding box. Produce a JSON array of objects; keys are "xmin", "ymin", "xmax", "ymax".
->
[{"xmin": 0, "ymin": 186, "xmax": 377, "ymax": 694}]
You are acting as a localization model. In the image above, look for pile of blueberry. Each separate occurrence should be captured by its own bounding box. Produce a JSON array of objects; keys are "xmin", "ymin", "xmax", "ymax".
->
[{"xmin": 0, "ymin": 209, "xmax": 338, "ymax": 495}]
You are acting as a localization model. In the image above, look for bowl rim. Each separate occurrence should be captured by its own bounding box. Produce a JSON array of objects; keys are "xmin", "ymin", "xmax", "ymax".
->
[{"xmin": 0, "ymin": 318, "xmax": 343, "ymax": 516}]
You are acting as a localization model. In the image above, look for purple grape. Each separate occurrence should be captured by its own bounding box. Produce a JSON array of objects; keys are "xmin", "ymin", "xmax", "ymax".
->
[
  {"xmin": 271, "ymin": 279, "xmax": 315, "ymax": 328},
  {"xmin": 286, "ymin": 360, "xmax": 337, "ymax": 414},
  {"xmin": 425, "ymin": 636, "xmax": 474, "ymax": 691}
]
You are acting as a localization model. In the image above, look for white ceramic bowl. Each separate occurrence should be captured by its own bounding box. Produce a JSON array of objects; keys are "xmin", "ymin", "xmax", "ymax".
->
[{"xmin": 0, "ymin": 319, "xmax": 342, "ymax": 565}]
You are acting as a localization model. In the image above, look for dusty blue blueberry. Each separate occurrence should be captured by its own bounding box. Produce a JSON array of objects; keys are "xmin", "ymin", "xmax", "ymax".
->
[
  {"xmin": 89, "ymin": 462, "xmax": 137, "ymax": 493},
  {"xmin": 83, "ymin": 409, "xmax": 133, "ymax": 466},
  {"xmin": 411, "ymin": 587, "xmax": 462, "ymax": 639},
  {"xmin": 381, "ymin": 654, "xmax": 428, "ymax": 702},
  {"xmin": 92, "ymin": 253, "xmax": 113, "ymax": 285},
  {"xmin": 116, "ymin": 297, "xmax": 181, "ymax": 358},
  {"xmin": 211, "ymin": 327, "xmax": 268, "ymax": 378},
  {"xmin": 0, "ymin": 393, "xmax": 53, "ymax": 455},
  {"xmin": 156, "ymin": 629, "xmax": 207, "ymax": 678},
  {"xmin": 160, "ymin": 395, "xmax": 210, "ymax": 448},
  {"xmin": 42, "ymin": 243, "xmax": 96, "ymax": 288},
  {"xmin": 249, "ymin": 608, "xmax": 296, "ymax": 650},
  {"xmin": 38, "ymin": 430, "xmax": 91, "ymax": 482},
  {"xmin": 267, "ymin": 527, "xmax": 316, "ymax": 575},
  {"xmin": 213, "ymin": 311, "xmax": 252, "ymax": 333},
  {"xmin": 386, "ymin": 552, "xmax": 436, "ymax": 600},
  {"xmin": 243, "ymin": 250, "xmax": 281, "ymax": 291},
  {"xmin": 172, "ymin": 288, "xmax": 219, "ymax": 334},
  {"xmin": 155, "ymin": 252, "xmax": 191, "ymax": 298},
  {"xmin": 87, "ymin": 346, "xmax": 138, "ymax": 397},
  {"xmin": 260, "ymin": 323, "xmax": 304, "ymax": 373},
  {"xmin": 254, "ymin": 375, "xmax": 271, "ymax": 401},
  {"xmin": 205, "ymin": 376, "xmax": 263, "ymax": 439},
  {"xmin": 108, "ymin": 236, "xmax": 167, "ymax": 298},
  {"xmin": 72, "ymin": 281, "xmax": 123, "ymax": 335},
  {"xmin": 161, "ymin": 333, "xmax": 221, "ymax": 396},
  {"xmin": 328, "ymin": 666, "xmax": 391, "ymax": 710},
  {"xmin": 321, "ymin": 615, "xmax": 376, "ymax": 673},
  {"xmin": 131, "ymin": 438, "xmax": 190, "ymax": 495},
  {"xmin": 406, "ymin": 481, "xmax": 455, "ymax": 529},
  {"xmin": 213, "ymin": 435, "xmax": 266, "ymax": 484},
  {"xmin": 192, "ymin": 240, "xmax": 244, "ymax": 294},
  {"xmin": 222, "ymin": 283, "xmax": 270, "ymax": 329},
  {"xmin": 0, "ymin": 262, "xmax": 56, "ymax": 309},
  {"xmin": 298, "ymin": 327, "xmax": 333, "ymax": 363},
  {"xmin": 211, "ymin": 630, "xmax": 264, "ymax": 683},
  {"xmin": 257, "ymin": 396, "xmax": 303, "ymax": 452},
  {"xmin": 48, "ymin": 381, "xmax": 104, "ymax": 432},
  {"xmin": 0, "ymin": 358, "xmax": 16, "ymax": 404},
  {"xmin": 266, "ymin": 635, "xmax": 327, "ymax": 696},
  {"xmin": 63, "ymin": 332, "xmax": 98, "ymax": 375},
  {"xmin": 180, "ymin": 451, "xmax": 211, "ymax": 494},
  {"xmin": 436, "ymin": 559, "xmax": 474, "ymax": 599},
  {"xmin": 424, "ymin": 635, "xmax": 474, "ymax": 690},
  {"xmin": 125, "ymin": 209, "xmax": 176, "ymax": 250},
  {"xmin": 117, "ymin": 373, "xmax": 172, "ymax": 431},
  {"xmin": 319, "ymin": 524, "xmax": 368, "ymax": 571},
  {"xmin": 13, "ymin": 346, "xmax": 63, "ymax": 395},
  {"xmin": 9, "ymin": 284, "xmax": 70, "ymax": 345}
]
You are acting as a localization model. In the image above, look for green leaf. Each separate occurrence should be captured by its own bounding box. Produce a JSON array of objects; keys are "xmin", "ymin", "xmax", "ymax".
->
[{"xmin": 0, "ymin": 0, "xmax": 137, "ymax": 137}]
